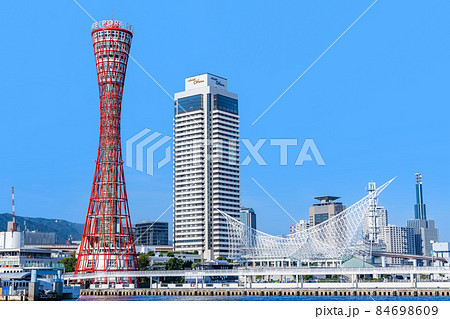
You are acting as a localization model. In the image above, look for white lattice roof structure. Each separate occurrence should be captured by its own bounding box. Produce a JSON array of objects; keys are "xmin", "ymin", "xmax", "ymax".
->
[{"xmin": 220, "ymin": 179, "xmax": 394, "ymax": 262}]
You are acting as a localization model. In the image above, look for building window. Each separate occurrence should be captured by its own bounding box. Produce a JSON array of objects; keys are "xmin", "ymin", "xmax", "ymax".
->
[
  {"xmin": 176, "ymin": 95, "xmax": 203, "ymax": 114},
  {"xmin": 214, "ymin": 95, "xmax": 238, "ymax": 115}
]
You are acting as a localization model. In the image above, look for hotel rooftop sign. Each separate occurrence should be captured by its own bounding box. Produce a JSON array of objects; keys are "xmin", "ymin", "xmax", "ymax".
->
[{"xmin": 185, "ymin": 73, "xmax": 227, "ymax": 91}]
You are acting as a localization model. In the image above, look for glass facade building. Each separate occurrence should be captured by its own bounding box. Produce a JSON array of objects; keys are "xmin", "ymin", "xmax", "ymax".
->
[
  {"xmin": 133, "ymin": 221, "xmax": 169, "ymax": 246},
  {"xmin": 240, "ymin": 207, "xmax": 256, "ymax": 230}
]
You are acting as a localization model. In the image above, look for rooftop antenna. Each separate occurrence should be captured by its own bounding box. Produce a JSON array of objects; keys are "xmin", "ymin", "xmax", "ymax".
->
[{"xmin": 11, "ymin": 187, "xmax": 17, "ymax": 231}]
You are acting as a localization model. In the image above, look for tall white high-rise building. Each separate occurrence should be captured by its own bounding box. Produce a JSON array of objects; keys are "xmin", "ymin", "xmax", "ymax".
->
[
  {"xmin": 364, "ymin": 182, "xmax": 388, "ymax": 248},
  {"xmin": 173, "ymin": 73, "xmax": 240, "ymax": 260}
]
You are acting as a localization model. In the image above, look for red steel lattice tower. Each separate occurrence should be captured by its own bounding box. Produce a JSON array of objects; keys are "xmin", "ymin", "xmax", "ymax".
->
[{"xmin": 75, "ymin": 20, "xmax": 137, "ymax": 280}]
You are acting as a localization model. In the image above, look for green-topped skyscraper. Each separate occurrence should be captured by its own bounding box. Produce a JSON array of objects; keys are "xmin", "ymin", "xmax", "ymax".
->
[
  {"xmin": 414, "ymin": 173, "xmax": 427, "ymax": 220},
  {"xmin": 407, "ymin": 173, "xmax": 439, "ymax": 258}
]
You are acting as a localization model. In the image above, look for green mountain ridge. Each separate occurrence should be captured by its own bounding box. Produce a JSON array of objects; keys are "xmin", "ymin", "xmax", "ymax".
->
[{"xmin": 0, "ymin": 213, "xmax": 84, "ymax": 243}]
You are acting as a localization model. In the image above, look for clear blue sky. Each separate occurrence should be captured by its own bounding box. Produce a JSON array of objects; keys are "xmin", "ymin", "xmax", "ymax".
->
[{"xmin": 0, "ymin": 0, "xmax": 449, "ymax": 241}]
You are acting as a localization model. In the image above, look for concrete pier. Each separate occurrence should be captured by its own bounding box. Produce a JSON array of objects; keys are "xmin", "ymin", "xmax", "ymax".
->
[
  {"xmin": 28, "ymin": 282, "xmax": 40, "ymax": 301},
  {"xmin": 53, "ymin": 281, "xmax": 63, "ymax": 300}
]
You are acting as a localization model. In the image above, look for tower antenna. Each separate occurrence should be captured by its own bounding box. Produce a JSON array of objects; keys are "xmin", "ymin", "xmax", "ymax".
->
[{"xmin": 11, "ymin": 187, "xmax": 16, "ymax": 231}]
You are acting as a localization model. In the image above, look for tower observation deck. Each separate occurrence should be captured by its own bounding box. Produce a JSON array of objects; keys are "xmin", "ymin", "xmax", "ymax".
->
[{"xmin": 75, "ymin": 20, "xmax": 137, "ymax": 281}]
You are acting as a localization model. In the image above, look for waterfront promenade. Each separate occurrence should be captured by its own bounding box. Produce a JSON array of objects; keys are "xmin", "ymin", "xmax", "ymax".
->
[
  {"xmin": 68, "ymin": 266, "xmax": 450, "ymax": 299},
  {"xmin": 64, "ymin": 266, "xmax": 450, "ymax": 282}
]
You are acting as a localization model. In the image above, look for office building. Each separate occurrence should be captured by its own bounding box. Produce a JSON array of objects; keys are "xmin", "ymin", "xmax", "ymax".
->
[
  {"xmin": 290, "ymin": 220, "xmax": 308, "ymax": 234},
  {"xmin": 431, "ymin": 242, "xmax": 450, "ymax": 267},
  {"xmin": 1, "ymin": 214, "xmax": 63, "ymax": 267},
  {"xmin": 0, "ymin": 215, "xmax": 67, "ymax": 297},
  {"xmin": 240, "ymin": 207, "xmax": 256, "ymax": 229},
  {"xmin": 173, "ymin": 73, "xmax": 240, "ymax": 260},
  {"xmin": 134, "ymin": 222, "xmax": 169, "ymax": 246},
  {"xmin": 24, "ymin": 231, "xmax": 56, "ymax": 245},
  {"xmin": 309, "ymin": 196, "xmax": 345, "ymax": 227},
  {"xmin": 432, "ymin": 242, "xmax": 450, "ymax": 259},
  {"xmin": 295, "ymin": 220, "xmax": 308, "ymax": 233},
  {"xmin": 380, "ymin": 225, "xmax": 415, "ymax": 265},
  {"xmin": 406, "ymin": 173, "xmax": 439, "ymax": 256},
  {"xmin": 363, "ymin": 182, "xmax": 388, "ymax": 248},
  {"xmin": 407, "ymin": 219, "xmax": 439, "ymax": 256}
]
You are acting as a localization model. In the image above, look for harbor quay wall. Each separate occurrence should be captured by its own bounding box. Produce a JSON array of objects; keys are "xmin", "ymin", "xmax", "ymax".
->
[{"xmin": 80, "ymin": 287, "xmax": 450, "ymax": 298}]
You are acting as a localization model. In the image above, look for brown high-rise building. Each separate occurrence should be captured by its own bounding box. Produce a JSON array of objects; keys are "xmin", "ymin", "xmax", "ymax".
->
[{"xmin": 309, "ymin": 196, "xmax": 346, "ymax": 228}]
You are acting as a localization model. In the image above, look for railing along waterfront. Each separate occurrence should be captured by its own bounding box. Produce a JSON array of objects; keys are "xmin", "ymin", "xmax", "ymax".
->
[
  {"xmin": 64, "ymin": 266, "xmax": 450, "ymax": 281},
  {"xmin": 22, "ymin": 262, "xmax": 65, "ymax": 269}
]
